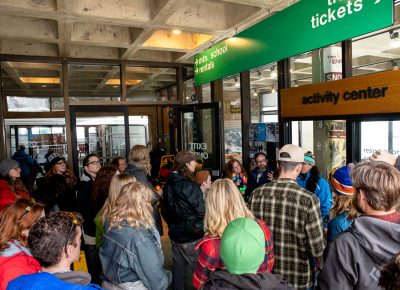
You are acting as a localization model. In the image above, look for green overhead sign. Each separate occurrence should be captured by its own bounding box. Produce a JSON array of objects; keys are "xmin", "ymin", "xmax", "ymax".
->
[{"xmin": 194, "ymin": 0, "xmax": 393, "ymax": 86}]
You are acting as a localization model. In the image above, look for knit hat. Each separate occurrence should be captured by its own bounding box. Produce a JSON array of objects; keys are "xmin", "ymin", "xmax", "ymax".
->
[
  {"xmin": 46, "ymin": 153, "xmax": 65, "ymax": 170},
  {"xmin": 331, "ymin": 165, "xmax": 354, "ymax": 196},
  {"xmin": 0, "ymin": 159, "xmax": 19, "ymax": 178},
  {"xmin": 304, "ymin": 152, "xmax": 315, "ymax": 166},
  {"xmin": 175, "ymin": 150, "xmax": 200, "ymax": 165},
  {"xmin": 220, "ymin": 218, "xmax": 265, "ymax": 274},
  {"xmin": 278, "ymin": 144, "xmax": 304, "ymax": 163},
  {"xmin": 194, "ymin": 170, "xmax": 210, "ymax": 186}
]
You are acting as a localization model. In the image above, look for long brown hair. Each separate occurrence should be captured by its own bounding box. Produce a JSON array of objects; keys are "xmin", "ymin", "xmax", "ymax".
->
[
  {"xmin": 91, "ymin": 165, "xmax": 119, "ymax": 208},
  {"xmin": 1, "ymin": 175, "xmax": 28, "ymax": 195},
  {"xmin": 330, "ymin": 195, "xmax": 358, "ymax": 221},
  {"xmin": 45, "ymin": 162, "xmax": 77, "ymax": 188},
  {"xmin": 0, "ymin": 199, "xmax": 44, "ymax": 251}
]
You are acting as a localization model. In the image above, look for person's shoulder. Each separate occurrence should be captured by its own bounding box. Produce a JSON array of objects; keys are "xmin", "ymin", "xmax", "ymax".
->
[{"xmin": 196, "ymin": 236, "xmax": 220, "ymax": 254}]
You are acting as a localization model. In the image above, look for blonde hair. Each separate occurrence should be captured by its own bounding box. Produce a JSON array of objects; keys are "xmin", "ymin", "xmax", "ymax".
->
[
  {"xmin": 106, "ymin": 181, "xmax": 154, "ymax": 230},
  {"xmin": 100, "ymin": 174, "xmax": 136, "ymax": 225},
  {"xmin": 128, "ymin": 145, "xmax": 151, "ymax": 175},
  {"xmin": 204, "ymin": 178, "xmax": 254, "ymax": 237}
]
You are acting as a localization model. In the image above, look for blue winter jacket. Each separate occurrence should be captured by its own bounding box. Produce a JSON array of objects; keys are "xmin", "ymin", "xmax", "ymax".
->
[
  {"xmin": 327, "ymin": 210, "xmax": 352, "ymax": 242},
  {"xmin": 12, "ymin": 150, "xmax": 34, "ymax": 177},
  {"xmin": 297, "ymin": 172, "xmax": 332, "ymax": 228},
  {"xmin": 7, "ymin": 272, "xmax": 102, "ymax": 290},
  {"xmin": 99, "ymin": 221, "xmax": 171, "ymax": 290}
]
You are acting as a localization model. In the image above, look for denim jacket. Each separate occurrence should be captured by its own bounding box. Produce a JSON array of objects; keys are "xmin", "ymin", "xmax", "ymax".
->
[{"xmin": 99, "ymin": 222, "xmax": 171, "ymax": 290}]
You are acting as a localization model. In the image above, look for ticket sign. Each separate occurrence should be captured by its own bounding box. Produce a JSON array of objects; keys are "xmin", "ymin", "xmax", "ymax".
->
[
  {"xmin": 194, "ymin": 0, "xmax": 393, "ymax": 86},
  {"xmin": 280, "ymin": 69, "xmax": 400, "ymax": 118}
]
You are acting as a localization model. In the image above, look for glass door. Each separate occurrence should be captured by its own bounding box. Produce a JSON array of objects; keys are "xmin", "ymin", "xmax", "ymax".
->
[
  {"xmin": 178, "ymin": 103, "xmax": 221, "ymax": 177},
  {"xmin": 292, "ymin": 120, "xmax": 346, "ymax": 179},
  {"xmin": 360, "ymin": 120, "xmax": 400, "ymax": 160},
  {"xmin": 70, "ymin": 106, "xmax": 152, "ymax": 176}
]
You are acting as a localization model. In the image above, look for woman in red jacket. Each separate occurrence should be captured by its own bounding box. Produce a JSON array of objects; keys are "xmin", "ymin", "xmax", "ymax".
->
[
  {"xmin": 0, "ymin": 198, "xmax": 45, "ymax": 290},
  {"xmin": 0, "ymin": 159, "xmax": 30, "ymax": 211}
]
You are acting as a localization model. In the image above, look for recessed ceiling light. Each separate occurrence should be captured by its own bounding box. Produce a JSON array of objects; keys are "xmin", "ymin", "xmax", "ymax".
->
[{"xmin": 172, "ymin": 29, "xmax": 181, "ymax": 35}]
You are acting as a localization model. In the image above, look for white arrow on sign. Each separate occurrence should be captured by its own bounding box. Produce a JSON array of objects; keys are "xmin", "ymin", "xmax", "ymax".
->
[{"xmin": 195, "ymin": 59, "xmax": 198, "ymax": 66}]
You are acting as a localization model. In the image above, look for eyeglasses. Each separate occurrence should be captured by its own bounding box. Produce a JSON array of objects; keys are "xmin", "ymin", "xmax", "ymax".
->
[
  {"xmin": 87, "ymin": 160, "xmax": 102, "ymax": 166},
  {"xmin": 61, "ymin": 212, "xmax": 80, "ymax": 253},
  {"xmin": 17, "ymin": 198, "xmax": 37, "ymax": 222}
]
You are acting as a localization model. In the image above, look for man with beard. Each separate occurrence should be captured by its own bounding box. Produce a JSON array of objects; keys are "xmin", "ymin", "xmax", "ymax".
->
[
  {"xmin": 318, "ymin": 161, "xmax": 400, "ymax": 290},
  {"xmin": 245, "ymin": 152, "xmax": 274, "ymax": 201}
]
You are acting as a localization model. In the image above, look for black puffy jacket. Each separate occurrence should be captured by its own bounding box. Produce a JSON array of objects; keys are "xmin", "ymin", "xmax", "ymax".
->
[{"xmin": 161, "ymin": 171, "xmax": 205, "ymax": 243}]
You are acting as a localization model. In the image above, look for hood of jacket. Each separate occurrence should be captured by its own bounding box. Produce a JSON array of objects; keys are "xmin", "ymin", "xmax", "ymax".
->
[
  {"xmin": 204, "ymin": 270, "xmax": 288, "ymax": 290},
  {"xmin": 350, "ymin": 215, "xmax": 400, "ymax": 264},
  {"xmin": 54, "ymin": 270, "xmax": 91, "ymax": 286}
]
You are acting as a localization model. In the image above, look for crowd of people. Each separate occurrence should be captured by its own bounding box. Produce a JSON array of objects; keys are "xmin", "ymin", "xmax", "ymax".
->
[{"xmin": 0, "ymin": 144, "xmax": 399, "ymax": 290}]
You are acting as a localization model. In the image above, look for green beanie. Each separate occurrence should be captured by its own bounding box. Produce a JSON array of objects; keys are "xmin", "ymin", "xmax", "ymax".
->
[{"xmin": 220, "ymin": 217, "xmax": 265, "ymax": 274}]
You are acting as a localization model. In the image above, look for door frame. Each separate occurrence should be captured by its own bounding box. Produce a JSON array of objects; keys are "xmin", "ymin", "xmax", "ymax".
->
[{"xmin": 176, "ymin": 102, "xmax": 222, "ymax": 177}]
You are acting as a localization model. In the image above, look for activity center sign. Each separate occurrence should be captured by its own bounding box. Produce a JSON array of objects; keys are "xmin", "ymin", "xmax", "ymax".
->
[
  {"xmin": 280, "ymin": 69, "xmax": 400, "ymax": 118},
  {"xmin": 194, "ymin": 0, "xmax": 393, "ymax": 86}
]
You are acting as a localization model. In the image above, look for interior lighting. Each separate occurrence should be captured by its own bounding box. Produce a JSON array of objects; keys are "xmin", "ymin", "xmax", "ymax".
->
[
  {"xmin": 172, "ymin": 29, "xmax": 181, "ymax": 35},
  {"xmin": 271, "ymin": 86, "xmax": 276, "ymax": 94},
  {"xmin": 105, "ymin": 79, "xmax": 142, "ymax": 85},
  {"xmin": 234, "ymin": 77, "xmax": 240, "ymax": 87},
  {"xmin": 390, "ymin": 30, "xmax": 400, "ymax": 48},
  {"xmin": 392, "ymin": 60, "xmax": 399, "ymax": 70},
  {"xmin": 253, "ymin": 89, "xmax": 258, "ymax": 96},
  {"xmin": 294, "ymin": 80, "xmax": 298, "ymax": 87},
  {"xmin": 270, "ymin": 66, "xmax": 277, "ymax": 78},
  {"xmin": 20, "ymin": 77, "xmax": 60, "ymax": 84}
]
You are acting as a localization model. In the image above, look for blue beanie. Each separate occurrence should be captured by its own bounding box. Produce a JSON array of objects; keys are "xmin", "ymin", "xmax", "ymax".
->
[{"xmin": 331, "ymin": 165, "xmax": 354, "ymax": 196}]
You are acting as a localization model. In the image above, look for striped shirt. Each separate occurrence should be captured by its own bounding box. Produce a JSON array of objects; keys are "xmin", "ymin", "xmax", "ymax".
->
[{"xmin": 250, "ymin": 178, "xmax": 325, "ymax": 290}]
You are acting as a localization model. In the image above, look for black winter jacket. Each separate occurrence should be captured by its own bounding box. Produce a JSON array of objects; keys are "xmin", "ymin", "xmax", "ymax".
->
[
  {"xmin": 161, "ymin": 171, "xmax": 205, "ymax": 243},
  {"xmin": 202, "ymin": 269, "xmax": 295, "ymax": 290}
]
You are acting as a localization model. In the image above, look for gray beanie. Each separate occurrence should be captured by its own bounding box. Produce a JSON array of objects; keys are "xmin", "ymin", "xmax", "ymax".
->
[{"xmin": 0, "ymin": 159, "xmax": 19, "ymax": 178}]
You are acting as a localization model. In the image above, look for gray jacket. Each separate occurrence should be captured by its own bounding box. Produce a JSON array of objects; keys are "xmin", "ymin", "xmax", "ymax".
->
[
  {"xmin": 99, "ymin": 222, "xmax": 171, "ymax": 290},
  {"xmin": 318, "ymin": 215, "xmax": 400, "ymax": 290}
]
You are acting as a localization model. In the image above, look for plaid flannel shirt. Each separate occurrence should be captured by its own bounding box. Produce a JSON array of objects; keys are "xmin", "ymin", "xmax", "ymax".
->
[
  {"xmin": 192, "ymin": 219, "xmax": 274, "ymax": 289},
  {"xmin": 250, "ymin": 178, "xmax": 325, "ymax": 290}
]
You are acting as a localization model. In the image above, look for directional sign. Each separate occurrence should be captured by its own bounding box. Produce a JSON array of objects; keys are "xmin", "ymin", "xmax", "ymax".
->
[{"xmin": 194, "ymin": 0, "xmax": 393, "ymax": 86}]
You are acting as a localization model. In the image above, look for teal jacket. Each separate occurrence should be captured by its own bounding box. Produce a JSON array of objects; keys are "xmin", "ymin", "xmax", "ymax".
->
[{"xmin": 297, "ymin": 172, "xmax": 332, "ymax": 228}]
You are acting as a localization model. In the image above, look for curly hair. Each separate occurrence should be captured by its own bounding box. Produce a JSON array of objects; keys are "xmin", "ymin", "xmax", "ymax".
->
[
  {"xmin": 106, "ymin": 181, "xmax": 154, "ymax": 230},
  {"xmin": 0, "ymin": 199, "xmax": 44, "ymax": 251},
  {"xmin": 379, "ymin": 252, "xmax": 400, "ymax": 290},
  {"xmin": 28, "ymin": 211, "xmax": 83, "ymax": 268},
  {"xmin": 100, "ymin": 174, "xmax": 136, "ymax": 225},
  {"xmin": 128, "ymin": 145, "xmax": 151, "ymax": 175},
  {"xmin": 91, "ymin": 165, "xmax": 119, "ymax": 209},
  {"xmin": 174, "ymin": 162, "xmax": 195, "ymax": 182},
  {"xmin": 204, "ymin": 178, "xmax": 254, "ymax": 237},
  {"xmin": 225, "ymin": 159, "xmax": 247, "ymax": 180}
]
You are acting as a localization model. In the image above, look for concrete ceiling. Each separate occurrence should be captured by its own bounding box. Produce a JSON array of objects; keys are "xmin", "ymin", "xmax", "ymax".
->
[
  {"xmin": 1, "ymin": 0, "xmax": 399, "ymax": 101},
  {"xmin": 0, "ymin": 0, "xmax": 297, "ymax": 62}
]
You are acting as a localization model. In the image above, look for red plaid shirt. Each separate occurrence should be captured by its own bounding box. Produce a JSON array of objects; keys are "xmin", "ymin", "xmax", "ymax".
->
[{"xmin": 192, "ymin": 219, "xmax": 274, "ymax": 289}]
